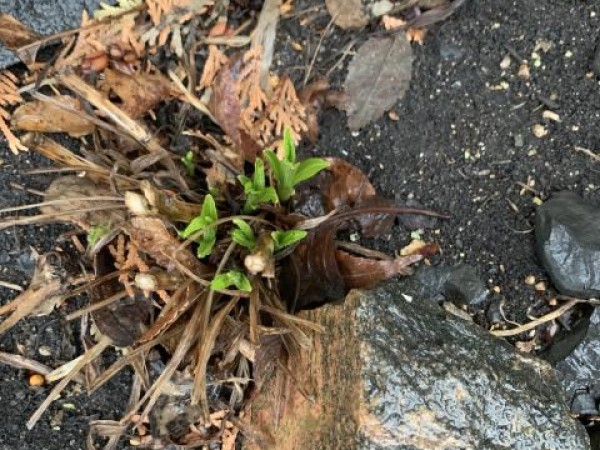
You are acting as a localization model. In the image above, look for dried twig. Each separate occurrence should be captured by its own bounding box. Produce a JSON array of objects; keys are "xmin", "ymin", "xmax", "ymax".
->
[
  {"xmin": 490, "ymin": 299, "xmax": 580, "ymax": 337},
  {"xmin": 574, "ymin": 146, "xmax": 600, "ymax": 162}
]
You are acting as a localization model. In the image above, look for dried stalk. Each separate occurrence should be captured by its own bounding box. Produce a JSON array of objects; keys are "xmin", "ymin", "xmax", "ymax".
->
[{"xmin": 0, "ymin": 351, "xmax": 52, "ymax": 375}]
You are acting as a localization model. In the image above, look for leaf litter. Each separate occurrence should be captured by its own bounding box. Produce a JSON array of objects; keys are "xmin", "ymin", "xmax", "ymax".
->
[{"xmin": 0, "ymin": 1, "xmax": 458, "ymax": 448}]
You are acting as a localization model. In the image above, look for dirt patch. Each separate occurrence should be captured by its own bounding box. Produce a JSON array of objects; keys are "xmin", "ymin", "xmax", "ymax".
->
[{"xmin": 1, "ymin": 0, "xmax": 600, "ymax": 448}]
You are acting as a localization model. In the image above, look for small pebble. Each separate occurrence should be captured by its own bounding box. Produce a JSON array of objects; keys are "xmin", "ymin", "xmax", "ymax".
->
[
  {"xmin": 525, "ymin": 275, "xmax": 536, "ymax": 285},
  {"xmin": 388, "ymin": 110, "xmax": 399, "ymax": 121},
  {"xmin": 532, "ymin": 196, "xmax": 543, "ymax": 206},
  {"xmin": 492, "ymin": 286, "xmax": 501, "ymax": 294},
  {"xmin": 38, "ymin": 346, "xmax": 52, "ymax": 357},
  {"xmin": 532, "ymin": 124, "xmax": 548, "ymax": 138},
  {"xmin": 534, "ymin": 281, "xmax": 546, "ymax": 292},
  {"xmin": 29, "ymin": 374, "xmax": 45, "ymax": 387},
  {"xmin": 518, "ymin": 63, "xmax": 530, "ymax": 80},
  {"xmin": 542, "ymin": 110, "xmax": 560, "ymax": 122},
  {"xmin": 500, "ymin": 55, "xmax": 511, "ymax": 69}
]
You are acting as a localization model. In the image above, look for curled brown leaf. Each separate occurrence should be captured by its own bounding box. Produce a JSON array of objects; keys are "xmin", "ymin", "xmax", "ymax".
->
[
  {"xmin": 100, "ymin": 69, "xmax": 174, "ymax": 119},
  {"xmin": 335, "ymin": 250, "xmax": 423, "ymax": 289}
]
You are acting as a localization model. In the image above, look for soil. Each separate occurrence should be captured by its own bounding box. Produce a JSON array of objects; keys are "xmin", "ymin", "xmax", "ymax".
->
[{"xmin": 2, "ymin": 0, "xmax": 600, "ymax": 448}]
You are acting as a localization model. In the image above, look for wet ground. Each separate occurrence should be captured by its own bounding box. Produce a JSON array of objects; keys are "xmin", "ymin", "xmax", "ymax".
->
[{"xmin": 2, "ymin": 0, "xmax": 600, "ymax": 448}]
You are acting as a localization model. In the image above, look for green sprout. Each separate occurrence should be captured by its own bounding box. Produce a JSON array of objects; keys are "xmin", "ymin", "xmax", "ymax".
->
[
  {"xmin": 271, "ymin": 229, "xmax": 307, "ymax": 252},
  {"xmin": 211, "ymin": 270, "xmax": 252, "ymax": 292},
  {"xmin": 263, "ymin": 128, "xmax": 330, "ymax": 202},
  {"xmin": 181, "ymin": 150, "xmax": 195, "ymax": 176},
  {"xmin": 238, "ymin": 158, "xmax": 279, "ymax": 213},
  {"xmin": 231, "ymin": 218, "xmax": 256, "ymax": 250},
  {"xmin": 87, "ymin": 224, "xmax": 110, "ymax": 248},
  {"xmin": 181, "ymin": 194, "xmax": 218, "ymax": 258}
]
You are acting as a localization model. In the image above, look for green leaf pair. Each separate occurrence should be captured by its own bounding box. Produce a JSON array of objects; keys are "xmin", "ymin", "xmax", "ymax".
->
[
  {"xmin": 231, "ymin": 219, "xmax": 307, "ymax": 252},
  {"xmin": 211, "ymin": 270, "xmax": 252, "ymax": 293},
  {"xmin": 181, "ymin": 194, "xmax": 218, "ymax": 258},
  {"xmin": 263, "ymin": 128, "xmax": 330, "ymax": 202},
  {"xmin": 271, "ymin": 229, "xmax": 307, "ymax": 252},
  {"xmin": 231, "ymin": 218, "xmax": 257, "ymax": 250}
]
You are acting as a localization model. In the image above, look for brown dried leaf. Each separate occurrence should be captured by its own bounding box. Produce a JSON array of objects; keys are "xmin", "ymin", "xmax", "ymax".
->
[
  {"xmin": 210, "ymin": 56, "xmax": 242, "ymax": 145},
  {"xmin": 127, "ymin": 216, "xmax": 211, "ymax": 276},
  {"xmin": 322, "ymin": 157, "xmax": 376, "ymax": 209},
  {"xmin": 0, "ymin": 13, "xmax": 41, "ymax": 50},
  {"xmin": 335, "ymin": 250, "xmax": 423, "ymax": 289},
  {"xmin": 12, "ymin": 95, "xmax": 95, "ymax": 137},
  {"xmin": 317, "ymin": 157, "xmax": 395, "ymax": 236},
  {"xmin": 325, "ymin": 0, "xmax": 369, "ymax": 29},
  {"xmin": 40, "ymin": 176, "xmax": 126, "ymax": 231},
  {"xmin": 210, "ymin": 55, "xmax": 262, "ymax": 160},
  {"xmin": 279, "ymin": 224, "xmax": 346, "ymax": 311},
  {"xmin": 100, "ymin": 69, "xmax": 174, "ymax": 118},
  {"xmin": 344, "ymin": 34, "xmax": 413, "ymax": 130}
]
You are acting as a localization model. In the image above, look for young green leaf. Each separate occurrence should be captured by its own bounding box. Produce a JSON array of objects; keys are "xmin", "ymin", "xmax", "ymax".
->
[
  {"xmin": 282, "ymin": 127, "xmax": 296, "ymax": 163},
  {"xmin": 197, "ymin": 234, "xmax": 216, "ymax": 258},
  {"xmin": 253, "ymin": 158, "xmax": 266, "ymax": 189},
  {"xmin": 293, "ymin": 158, "xmax": 330, "ymax": 184},
  {"xmin": 256, "ymin": 187, "xmax": 279, "ymax": 205},
  {"xmin": 271, "ymin": 229, "xmax": 307, "ymax": 252},
  {"xmin": 200, "ymin": 193, "xmax": 217, "ymax": 222},
  {"xmin": 181, "ymin": 150, "xmax": 195, "ymax": 176},
  {"xmin": 263, "ymin": 150, "xmax": 285, "ymax": 187},
  {"xmin": 263, "ymin": 128, "xmax": 329, "ymax": 202},
  {"xmin": 87, "ymin": 224, "xmax": 110, "ymax": 248},
  {"xmin": 211, "ymin": 270, "xmax": 252, "ymax": 292},
  {"xmin": 231, "ymin": 218, "xmax": 256, "ymax": 250},
  {"xmin": 239, "ymin": 159, "xmax": 279, "ymax": 212},
  {"xmin": 181, "ymin": 194, "xmax": 218, "ymax": 258},
  {"xmin": 180, "ymin": 215, "xmax": 209, "ymax": 239}
]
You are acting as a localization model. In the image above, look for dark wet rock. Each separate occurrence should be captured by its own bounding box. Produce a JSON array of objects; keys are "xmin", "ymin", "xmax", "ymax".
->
[
  {"xmin": 538, "ymin": 306, "xmax": 593, "ymax": 364},
  {"xmin": 397, "ymin": 264, "xmax": 488, "ymax": 306},
  {"xmin": 350, "ymin": 282, "xmax": 590, "ymax": 449},
  {"xmin": 0, "ymin": 0, "xmax": 106, "ymax": 69},
  {"xmin": 556, "ymin": 309, "xmax": 600, "ymax": 413},
  {"xmin": 535, "ymin": 191, "xmax": 600, "ymax": 297}
]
